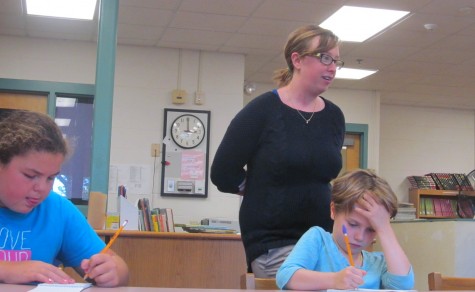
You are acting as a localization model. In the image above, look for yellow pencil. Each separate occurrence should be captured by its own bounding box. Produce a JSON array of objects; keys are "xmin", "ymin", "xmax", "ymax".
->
[
  {"xmin": 83, "ymin": 220, "xmax": 128, "ymax": 280},
  {"xmin": 342, "ymin": 224, "xmax": 355, "ymax": 266}
]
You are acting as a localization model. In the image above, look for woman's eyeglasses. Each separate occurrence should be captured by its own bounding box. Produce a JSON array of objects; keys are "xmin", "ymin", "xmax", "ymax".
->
[{"xmin": 307, "ymin": 52, "xmax": 344, "ymax": 69}]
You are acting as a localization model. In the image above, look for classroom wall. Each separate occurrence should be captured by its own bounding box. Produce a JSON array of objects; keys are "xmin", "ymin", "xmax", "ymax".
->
[
  {"xmin": 380, "ymin": 104, "xmax": 475, "ymax": 201},
  {"xmin": 1, "ymin": 34, "xmax": 474, "ymax": 226},
  {"xmin": 111, "ymin": 46, "xmax": 245, "ymax": 225}
]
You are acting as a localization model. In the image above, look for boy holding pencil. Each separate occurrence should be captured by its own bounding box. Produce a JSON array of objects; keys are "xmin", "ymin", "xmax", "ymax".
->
[
  {"xmin": 0, "ymin": 110, "xmax": 128, "ymax": 287},
  {"xmin": 276, "ymin": 169, "xmax": 414, "ymax": 290}
]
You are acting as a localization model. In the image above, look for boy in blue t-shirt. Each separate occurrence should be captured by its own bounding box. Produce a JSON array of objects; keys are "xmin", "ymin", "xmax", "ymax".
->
[{"xmin": 277, "ymin": 169, "xmax": 414, "ymax": 290}]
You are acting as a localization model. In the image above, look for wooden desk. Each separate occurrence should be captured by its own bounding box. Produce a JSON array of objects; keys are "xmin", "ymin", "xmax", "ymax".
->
[
  {"xmin": 1, "ymin": 284, "xmax": 278, "ymax": 291},
  {"xmin": 95, "ymin": 230, "xmax": 247, "ymax": 288},
  {"xmin": 0, "ymin": 285, "xmax": 455, "ymax": 292}
]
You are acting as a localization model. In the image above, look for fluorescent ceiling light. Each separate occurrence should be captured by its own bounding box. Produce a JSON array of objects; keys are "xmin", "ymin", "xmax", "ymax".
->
[
  {"xmin": 26, "ymin": 0, "xmax": 97, "ymax": 20},
  {"xmin": 56, "ymin": 97, "xmax": 77, "ymax": 107},
  {"xmin": 320, "ymin": 6, "xmax": 410, "ymax": 42},
  {"xmin": 336, "ymin": 68, "xmax": 378, "ymax": 80},
  {"xmin": 55, "ymin": 118, "xmax": 71, "ymax": 127}
]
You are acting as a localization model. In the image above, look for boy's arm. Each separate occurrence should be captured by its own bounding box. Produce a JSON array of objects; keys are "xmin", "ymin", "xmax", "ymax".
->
[
  {"xmin": 286, "ymin": 267, "xmax": 365, "ymax": 290},
  {"xmin": 356, "ymin": 195, "xmax": 412, "ymax": 275}
]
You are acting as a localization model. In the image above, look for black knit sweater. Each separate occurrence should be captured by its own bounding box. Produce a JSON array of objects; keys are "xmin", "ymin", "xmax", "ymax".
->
[{"xmin": 211, "ymin": 90, "xmax": 345, "ymax": 269}]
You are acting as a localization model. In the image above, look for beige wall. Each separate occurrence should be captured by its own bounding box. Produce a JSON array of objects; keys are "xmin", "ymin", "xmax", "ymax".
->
[
  {"xmin": 375, "ymin": 221, "xmax": 475, "ymax": 290},
  {"xmin": 1, "ymin": 35, "xmax": 474, "ymax": 221}
]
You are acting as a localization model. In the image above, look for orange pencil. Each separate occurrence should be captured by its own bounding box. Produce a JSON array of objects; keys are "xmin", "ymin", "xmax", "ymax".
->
[
  {"xmin": 83, "ymin": 220, "xmax": 128, "ymax": 280},
  {"xmin": 342, "ymin": 224, "xmax": 355, "ymax": 266}
]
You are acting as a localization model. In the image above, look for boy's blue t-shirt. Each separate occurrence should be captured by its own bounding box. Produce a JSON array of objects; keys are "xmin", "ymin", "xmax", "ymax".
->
[
  {"xmin": 0, "ymin": 191, "xmax": 105, "ymax": 267},
  {"xmin": 277, "ymin": 226, "xmax": 414, "ymax": 290}
]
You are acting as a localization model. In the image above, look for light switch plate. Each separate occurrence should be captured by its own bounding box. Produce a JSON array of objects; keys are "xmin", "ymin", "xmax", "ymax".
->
[
  {"xmin": 151, "ymin": 143, "xmax": 160, "ymax": 157},
  {"xmin": 172, "ymin": 89, "xmax": 187, "ymax": 104}
]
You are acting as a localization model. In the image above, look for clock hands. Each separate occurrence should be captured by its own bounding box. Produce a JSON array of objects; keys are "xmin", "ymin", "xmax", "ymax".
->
[{"xmin": 184, "ymin": 116, "xmax": 196, "ymax": 133}]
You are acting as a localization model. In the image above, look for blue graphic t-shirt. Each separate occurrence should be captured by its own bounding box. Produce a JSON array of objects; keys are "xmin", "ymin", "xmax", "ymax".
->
[{"xmin": 0, "ymin": 191, "xmax": 105, "ymax": 268}]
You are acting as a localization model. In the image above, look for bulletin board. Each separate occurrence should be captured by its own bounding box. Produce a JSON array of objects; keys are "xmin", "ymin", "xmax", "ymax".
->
[{"xmin": 160, "ymin": 108, "xmax": 211, "ymax": 198}]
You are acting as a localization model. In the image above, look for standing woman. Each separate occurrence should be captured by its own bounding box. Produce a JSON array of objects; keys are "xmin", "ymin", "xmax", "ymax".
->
[
  {"xmin": 211, "ymin": 25, "xmax": 345, "ymax": 278},
  {"xmin": 0, "ymin": 110, "xmax": 128, "ymax": 287}
]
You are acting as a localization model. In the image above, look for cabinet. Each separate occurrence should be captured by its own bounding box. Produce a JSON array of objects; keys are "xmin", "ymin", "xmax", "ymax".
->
[
  {"xmin": 95, "ymin": 230, "xmax": 247, "ymax": 288},
  {"xmin": 409, "ymin": 189, "xmax": 475, "ymax": 219}
]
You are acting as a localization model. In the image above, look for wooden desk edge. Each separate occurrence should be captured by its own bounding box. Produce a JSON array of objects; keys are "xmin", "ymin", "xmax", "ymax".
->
[{"xmin": 95, "ymin": 230, "xmax": 242, "ymax": 241}]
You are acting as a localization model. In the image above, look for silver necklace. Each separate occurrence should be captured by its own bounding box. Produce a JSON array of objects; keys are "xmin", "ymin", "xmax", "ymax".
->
[{"xmin": 295, "ymin": 97, "xmax": 318, "ymax": 124}]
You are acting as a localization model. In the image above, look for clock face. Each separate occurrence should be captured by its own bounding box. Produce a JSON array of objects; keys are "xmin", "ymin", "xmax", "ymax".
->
[{"xmin": 171, "ymin": 114, "xmax": 205, "ymax": 149}]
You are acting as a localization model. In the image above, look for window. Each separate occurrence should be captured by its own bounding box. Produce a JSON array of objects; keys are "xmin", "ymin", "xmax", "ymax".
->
[{"xmin": 54, "ymin": 96, "xmax": 94, "ymax": 204}]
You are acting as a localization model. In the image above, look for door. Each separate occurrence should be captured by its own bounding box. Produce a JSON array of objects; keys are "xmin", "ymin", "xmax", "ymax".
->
[{"xmin": 0, "ymin": 92, "xmax": 47, "ymax": 113}]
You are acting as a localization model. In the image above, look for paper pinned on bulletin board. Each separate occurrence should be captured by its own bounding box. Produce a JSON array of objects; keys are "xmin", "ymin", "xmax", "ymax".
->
[{"xmin": 108, "ymin": 164, "xmax": 151, "ymax": 195}]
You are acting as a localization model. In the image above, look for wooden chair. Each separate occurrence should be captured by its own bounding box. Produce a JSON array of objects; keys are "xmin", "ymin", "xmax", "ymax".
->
[
  {"xmin": 428, "ymin": 272, "xmax": 475, "ymax": 290},
  {"xmin": 240, "ymin": 273, "xmax": 278, "ymax": 290}
]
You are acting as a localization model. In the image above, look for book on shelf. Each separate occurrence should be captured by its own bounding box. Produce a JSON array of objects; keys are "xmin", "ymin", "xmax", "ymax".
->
[
  {"xmin": 434, "ymin": 173, "xmax": 459, "ymax": 190},
  {"xmin": 136, "ymin": 199, "xmax": 176, "ymax": 232},
  {"xmin": 457, "ymin": 197, "xmax": 474, "ymax": 218},
  {"xmin": 393, "ymin": 202, "xmax": 417, "ymax": 221},
  {"xmin": 149, "ymin": 207, "xmax": 176, "ymax": 232},
  {"xmin": 406, "ymin": 175, "xmax": 437, "ymax": 189},
  {"xmin": 416, "ymin": 196, "xmax": 474, "ymax": 218},
  {"xmin": 452, "ymin": 173, "xmax": 474, "ymax": 191},
  {"xmin": 137, "ymin": 198, "xmax": 152, "ymax": 231},
  {"xmin": 408, "ymin": 172, "xmax": 474, "ymax": 191},
  {"xmin": 165, "ymin": 208, "xmax": 175, "ymax": 232}
]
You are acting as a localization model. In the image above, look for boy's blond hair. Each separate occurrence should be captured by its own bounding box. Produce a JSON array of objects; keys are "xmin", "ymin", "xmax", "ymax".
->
[{"xmin": 331, "ymin": 169, "xmax": 398, "ymax": 218}]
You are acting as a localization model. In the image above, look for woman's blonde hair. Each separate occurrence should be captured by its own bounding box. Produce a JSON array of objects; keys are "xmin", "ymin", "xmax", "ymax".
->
[
  {"xmin": 331, "ymin": 169, "xmax": 398, "ymax": 218},
  {"xmin": 272, "ymin": 25, "xmax": 340, "ymax": 87}
]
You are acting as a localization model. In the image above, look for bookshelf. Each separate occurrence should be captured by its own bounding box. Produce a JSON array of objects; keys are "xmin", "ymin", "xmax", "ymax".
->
[{"xmin": 409, "ymin": 189, "xmax": 475, "ymax": 219}]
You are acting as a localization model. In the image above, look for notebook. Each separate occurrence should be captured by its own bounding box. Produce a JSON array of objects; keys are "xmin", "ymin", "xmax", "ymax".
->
[{"xmin": 29, "ymin": 283, "xmax": 92, "ymax": 291}]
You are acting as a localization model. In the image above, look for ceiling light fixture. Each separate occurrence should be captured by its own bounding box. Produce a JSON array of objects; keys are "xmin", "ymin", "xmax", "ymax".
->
[
  {"xmin": 336, "ymin": 68, "xmax": 378, "ymax": 80},
  {"xmin": 424, "ymin": 23, "xmax": 438, "ymax": 31},
  {"xmin": 320, "ymin": 6, "xmax": 410, "ymax": 42},
  {"xmin": 244, "ymin": 82, "xmax": 256, "ymax": 95},
  {"xmin": 26, "ymin": 0, "xmax": 97, "ymax": 20}
]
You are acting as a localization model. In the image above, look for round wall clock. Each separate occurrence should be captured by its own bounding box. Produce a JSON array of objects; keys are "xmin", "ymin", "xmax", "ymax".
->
[{"xmin": 170, "ymin": 114, "xmax": 205, "ymax": 149}]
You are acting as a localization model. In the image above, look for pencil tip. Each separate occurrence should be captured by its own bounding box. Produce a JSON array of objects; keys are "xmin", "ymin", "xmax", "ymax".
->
[{"xmin": 342, "ymin": 224, "xmax": 347, "ymax": 234}]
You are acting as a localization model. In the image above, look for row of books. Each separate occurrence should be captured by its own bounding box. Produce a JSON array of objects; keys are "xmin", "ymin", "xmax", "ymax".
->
[
  {"xmin": 137, "ymin": 198, "xmax": 175, "ymax": 232},
  {"xmin": 393, "ymin": 203, "xmax": 417, "ymax": 221},
  {"xmin": 419, "ymin": 197, "xmax": 474, "ymax": 218},
  {"xmin": 407, "ymin": 173, "xmax": 474, "ymax": 191}
]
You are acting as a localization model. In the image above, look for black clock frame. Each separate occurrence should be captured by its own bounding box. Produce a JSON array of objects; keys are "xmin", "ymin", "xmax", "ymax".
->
[{"xmin": 160, "ymin": 108, "xmax": 211, "ymax": 198}]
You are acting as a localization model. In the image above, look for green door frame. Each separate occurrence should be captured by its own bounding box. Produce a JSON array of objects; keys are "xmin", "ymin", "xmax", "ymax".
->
[{"xmin": 345, "ymin": 123, "xmax": 368, "ymax": 169}]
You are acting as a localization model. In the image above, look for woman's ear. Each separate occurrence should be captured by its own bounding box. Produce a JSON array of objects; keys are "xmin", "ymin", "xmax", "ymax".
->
[{"xmin": 290, "ymin": 52, "xmax": 302, "ymax": 70}]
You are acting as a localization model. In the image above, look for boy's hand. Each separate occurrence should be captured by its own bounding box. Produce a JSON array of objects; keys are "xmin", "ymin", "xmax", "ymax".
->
[
  {"xmin": 355, "ymin": 193, "xmax": 391, "ymax": 232},
  {"xmin": 334, "ymin": 266, "xmax": 366, "ymax": 290}
]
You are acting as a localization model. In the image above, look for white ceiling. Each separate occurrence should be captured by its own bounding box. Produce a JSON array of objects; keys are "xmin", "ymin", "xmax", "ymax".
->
[{"xmin": 1, "ymin": 0, "xmax": 475, "ymax": 109}]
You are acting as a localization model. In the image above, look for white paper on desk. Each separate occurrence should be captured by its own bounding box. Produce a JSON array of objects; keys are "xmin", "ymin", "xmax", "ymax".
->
[
  {"xmin": 119, "ymin": 195, "xmax": 139, "ymax": 230},
  {"xmin": 28, "ymin": 282, "xmax": 92, "ymax": 291},
  {"xmin": 326, "ymin": 289, "xmax": 417, "ymax": 292}
]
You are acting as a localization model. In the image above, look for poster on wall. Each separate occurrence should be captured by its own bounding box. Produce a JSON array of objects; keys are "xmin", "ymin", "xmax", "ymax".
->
[{"xmin": 160, "ymin": 108, "xmax": 210, "ymax": 198}]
